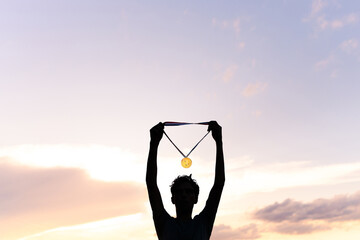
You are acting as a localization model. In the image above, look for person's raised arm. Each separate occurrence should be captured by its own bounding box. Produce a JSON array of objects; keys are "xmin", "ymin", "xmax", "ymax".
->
[
  {"xmin": 146, "ymin": 122, "xmax": 166, "ymax": 218},
  {"xmin": 203, "ymin": 121, "xmax": 225, "ymax": 221}
]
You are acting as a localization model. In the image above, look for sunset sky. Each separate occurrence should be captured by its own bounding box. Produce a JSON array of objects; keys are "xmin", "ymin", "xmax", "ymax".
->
[{"xmin": 1, "ymin": 0, "xmax": 360, "ymax": 239}]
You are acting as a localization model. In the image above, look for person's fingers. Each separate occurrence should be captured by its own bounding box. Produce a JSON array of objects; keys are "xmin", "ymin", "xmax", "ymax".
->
[
  {"xmin": 157, "ymin": 122, "xmax": 164, "ymax": 129},
  {"xmin": 151, "ymin": 122, "xmax": 163, "ymax": 130},
  {"xmin": 207, "ymin": 121, "xmax": 213, "ymax": 131},
  {"xmin": 207, "ymin": 120, "xmax": 219, "ymax": 131}
]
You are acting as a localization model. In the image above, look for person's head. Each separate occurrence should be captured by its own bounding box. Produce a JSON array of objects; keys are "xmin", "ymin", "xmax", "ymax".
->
[{"xmin": 170, "ymin": 174, "xmax": 199, "ymax": 208}]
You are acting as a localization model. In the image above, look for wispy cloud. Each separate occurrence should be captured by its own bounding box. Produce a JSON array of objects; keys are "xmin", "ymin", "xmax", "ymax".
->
[
  {"xmin": 313, "ymin": 36, "xmax": 358, "ymax": 75},
  {"xmin": 305, "ymin": 0, "xmax": 358, "ymax": 32},
  {"xmin": 212, "ymin": 16, "xmax": 249, "ymax": 52},
  {"xmin": 0, "ymin": 144, "xmax": 143, "ymax": 182},
  {"xmin": 340, "ymin": 38, "xmax": 359, "ymax": 54},
  {"xmin": 226, "ymin": 160, "xmax": 360, "ymax": 196},
  {"xmin": 252, "ymin": 110, "xmax": 262, "ymax": 117},
  {"xmin": 330, "ymin": 69, "xmax": 338, "ymax": 78},
  {"xmin": 254, "ymin": 191, "xmax": 360, "ymax": 222},
  {"xmin": 339, "ymin": 38, "xmax": 360, "ymax": 61},
  {"xmin": 233, "ymin": 18, "xmax": 241, "ymax": 33},
  {"xmin": 0, "ymin": 162, "xmax": 146, "ymax": 239},
  {"xmin": 242, "ymin": 82, "xmax": 268, "ymax": 97},
  {"xmin": 253, "ymin": 191, "xmax": 360, "ymax": 234},
  {"xmin": 273, "ymin": 222, "xmax": 330, "ymax": 235},
  {"xmin": 317, "ymin": 13, "xmax": 358, "ymax": 30},
  {"xmin": 222, "ymin": 64, "xmax": 238, "ymax": 83},
  {"xmin": 212, "ymin": 17, "xmax": 250, "ymax": 35},
  {"xmin": 212, "ymin": 224, "xmax": 260, "ymax": 240},
  {"xmin": 251, "ymin": 59, "xmax": 256, "ymax": 69},
  {"xmin": 237, "ymin": 41, "xmax": 246, "ymax": 50},
  {"xmin": 18, "ymin": 213, "xmax": 150, "ymax": 240},
  {"xmin": 311, "ymin": 0, "xmax": 327, "ymax": 16},
  {"xmin": 315, "ymin": 54, "xmax": 334, "ymax": 70}
]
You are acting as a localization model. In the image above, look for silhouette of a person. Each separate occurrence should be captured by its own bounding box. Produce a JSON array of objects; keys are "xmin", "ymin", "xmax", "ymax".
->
[{"xmin": 146, "ymin": 121, "xmax": 225, "ymax": 240}]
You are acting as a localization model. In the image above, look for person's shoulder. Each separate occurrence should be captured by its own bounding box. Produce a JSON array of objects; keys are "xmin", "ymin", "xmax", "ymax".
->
[
  {"xmin": 153, "ymin": 208, "xmax": 170, "ymax": 222},
  {"xmin": 153, "ymin": 209, "xmax": 173, "ymax": 233},
  {"xmin": 194, "ymin": 211, "xmax": 207, "ymax": 222}
]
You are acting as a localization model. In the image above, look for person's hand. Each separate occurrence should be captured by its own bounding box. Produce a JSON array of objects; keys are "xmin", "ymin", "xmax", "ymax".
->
[
  {"xmin": 207, "ymin": 121, "xmax": 222, "ymax": 143},
  {"xmin": 150, "ymin": 122, "xmax": 164, "ymax": 144}
]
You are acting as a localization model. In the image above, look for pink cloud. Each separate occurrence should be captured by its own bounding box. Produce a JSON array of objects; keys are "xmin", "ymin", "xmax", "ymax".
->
[
  {"xmin": 222, "ymin": 65, "xmax": 238, "ymax": 83},
  {"xmin": 242, "ymin": 82, "xmax": 268, "ymax": 97},
  {"xmin": 274, "ymin": 222, "xmax": 330, "ymax": 235},
  {"xmin": 212, "ymin": 224, "xmax": 260, "ymax": 240},
  {"xmin": 315, "ymin": 55, "xmax": 334, "ymax": 70},
  {"xmin": 233, "ymin": 18, "xmax": 241, "ymax": 33},
  {"xmin": 252, "ymin": 111, "xmax": 262, "ymax": 117},
  {"xmin": 254, "ymin": 191, "xmax": 360, "ymax": 222},
  {"xmin": 253, "ymin": 191, "xmax": 360, "ymax": 234},
  {"xmin": 212, "ymin": 17, "xmax": 248, "ymax": 35},
  {"xmin": 340, "ymin": 39, "xmax": 358, "ymax": 54},
  {"xmin": 237, "ymin": 42, "xmax": 246, "ymax": 50},
  {"xmin": 316, "ymin": 13, "xmax": 358, "ymax": 30},
  {"xmin": 0, "ymin": 162, "xmax": 146, "ymax": 239},
  {"xmin": 311, "ymin": 0, "xmax": 327, "ymax": 16},
  {"xmin": 305, "ymin": 1, "xmax": 358, "ymax": 32}
]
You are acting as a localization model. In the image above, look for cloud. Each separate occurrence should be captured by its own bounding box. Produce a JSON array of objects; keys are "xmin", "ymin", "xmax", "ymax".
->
[
  {"xmin": 212, "ymin": 17, "xmax": 249, "ymax": 52},
  {"xmin": 252, "ymin": 110, "xmax": 262, "ymax": 117},
  {"xmin": 242, "ymin": 82, "xmax": 268, "ymax": 97},
  {"xmin": 311, "ymin": 0, "xmax": 327, "ymax": 16},
  {"xmin": 237, "ymin": 42, "xmax": 246, "ymax": 50},
  {"xmin": 254, "ymin": 191, "xmax": 360, "ymax": 222},
  {"xmin": 326, "ymin": 13, "xmax": 358, "ymax": 30},
  {"xmin": 233, "ymin": 18, "xmax": 241, "ymax": 33},
  {"xmin": 253, "ymin": 191, "xmax": 360, "ymax": 234},
  {"xmin": 346, "ymin": 13, "xmax": 359, "ymax": 24},
  {"xmin": 18, "ymin": 213, "xmax": 150, "ymax": 240},
  {"xmin": 226, "ymin": 160, "xmax": 360, "ymax": 196},
  {"xmin": 251, "ymin": 59, "xmax": 256, "ymax": 69},
  {"xmin": 212, "ymin": 224, "xmax": 260, "ymax": 240},
  {"xmin": 318, "ymin": 13, "xmax": 358, "ymax": 30},
  {"xmin": 0, "ymin": 144, "xmax": 143, "ymax": 182},
  {"xmin": 314, "ymin": 38, "xmax": 358, "ymax": 75},
  {"xmin": 315, "ymin": 54, "xmax": 334, "ymax": 70},
  {"xmin": 212, "ymin": 17, "xmax": 247, "ymax": 34},
  {"xmin": 315, "ymin": 15, "xmax": 329, "ymax": 29},
  {"xmin": 313, "ymin": 14, "xmax": 358, "ymax": 31},
  {"xmin": 330, "ymin": 69, "xmax": 338, "ymax": 78},
  {"xmin": 340, "ymin": 39, "xmax": 359, "ymax": 54},
  {"xmin": 274, "ymin": 222, "xmax": 330, "ymax": 235},
  {"xmin": 222, "ymin": 64, "xmax": 238, "ymax": 83},
  {"xmin": 0, "ymin": 162, "xmax": 146, "ymax": 239},
  {"xmin": 212, "ymin": 18, "xmax": 230, "ymax": 28},
  {"xmin": 305, "ymin": 1, "xmax": 358, "ymax": 32}
]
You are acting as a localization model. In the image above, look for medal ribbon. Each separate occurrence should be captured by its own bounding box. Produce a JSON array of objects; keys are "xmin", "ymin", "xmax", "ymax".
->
[
  {"xmin": 164, "ymin": 121, "xmax": 210, "ymax": 126},
  {"xmin": 163, "ymin": 121, "xmax": 210, "ymax": 158}
]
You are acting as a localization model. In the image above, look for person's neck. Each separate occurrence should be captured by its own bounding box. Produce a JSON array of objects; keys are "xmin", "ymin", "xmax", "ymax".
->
[{"xmin": 176, "ymin": 209, "xmax": 193, "ymax": 221}]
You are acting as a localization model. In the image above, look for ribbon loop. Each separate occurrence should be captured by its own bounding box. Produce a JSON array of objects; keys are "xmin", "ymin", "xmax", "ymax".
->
[
  {"xmin": 162, "ymin": 121, "xmax": 210, "ymax": 165},
  {"xmin": 164, "ymin": 121, "xmax": 209, "ymax": 126}
]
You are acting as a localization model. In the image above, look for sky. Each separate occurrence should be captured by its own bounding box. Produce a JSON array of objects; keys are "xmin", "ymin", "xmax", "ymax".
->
[{"xmin": 1, "ymin": 0, "xmax": 360, "ymax": 239}]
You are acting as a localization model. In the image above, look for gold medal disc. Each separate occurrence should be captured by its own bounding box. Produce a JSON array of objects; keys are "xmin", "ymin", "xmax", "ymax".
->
[{"xmin": 181, "ymin": 157, "xmax": 192, "ymax": 168}]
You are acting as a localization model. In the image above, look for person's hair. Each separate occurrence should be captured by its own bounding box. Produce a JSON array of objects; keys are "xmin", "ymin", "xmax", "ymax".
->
[{"xmin": 170, "ymin": 174, "xmax": 199, "ymax": 197}]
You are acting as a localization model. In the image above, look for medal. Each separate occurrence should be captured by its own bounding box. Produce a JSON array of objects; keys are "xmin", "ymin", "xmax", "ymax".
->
[
  {"xmin": 181, "ymin": 157, "xmax": 192, "ymax": 168},
  {"xmin": 163, "ymin": 121, "xmax": 210, "ymax": 168}
]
